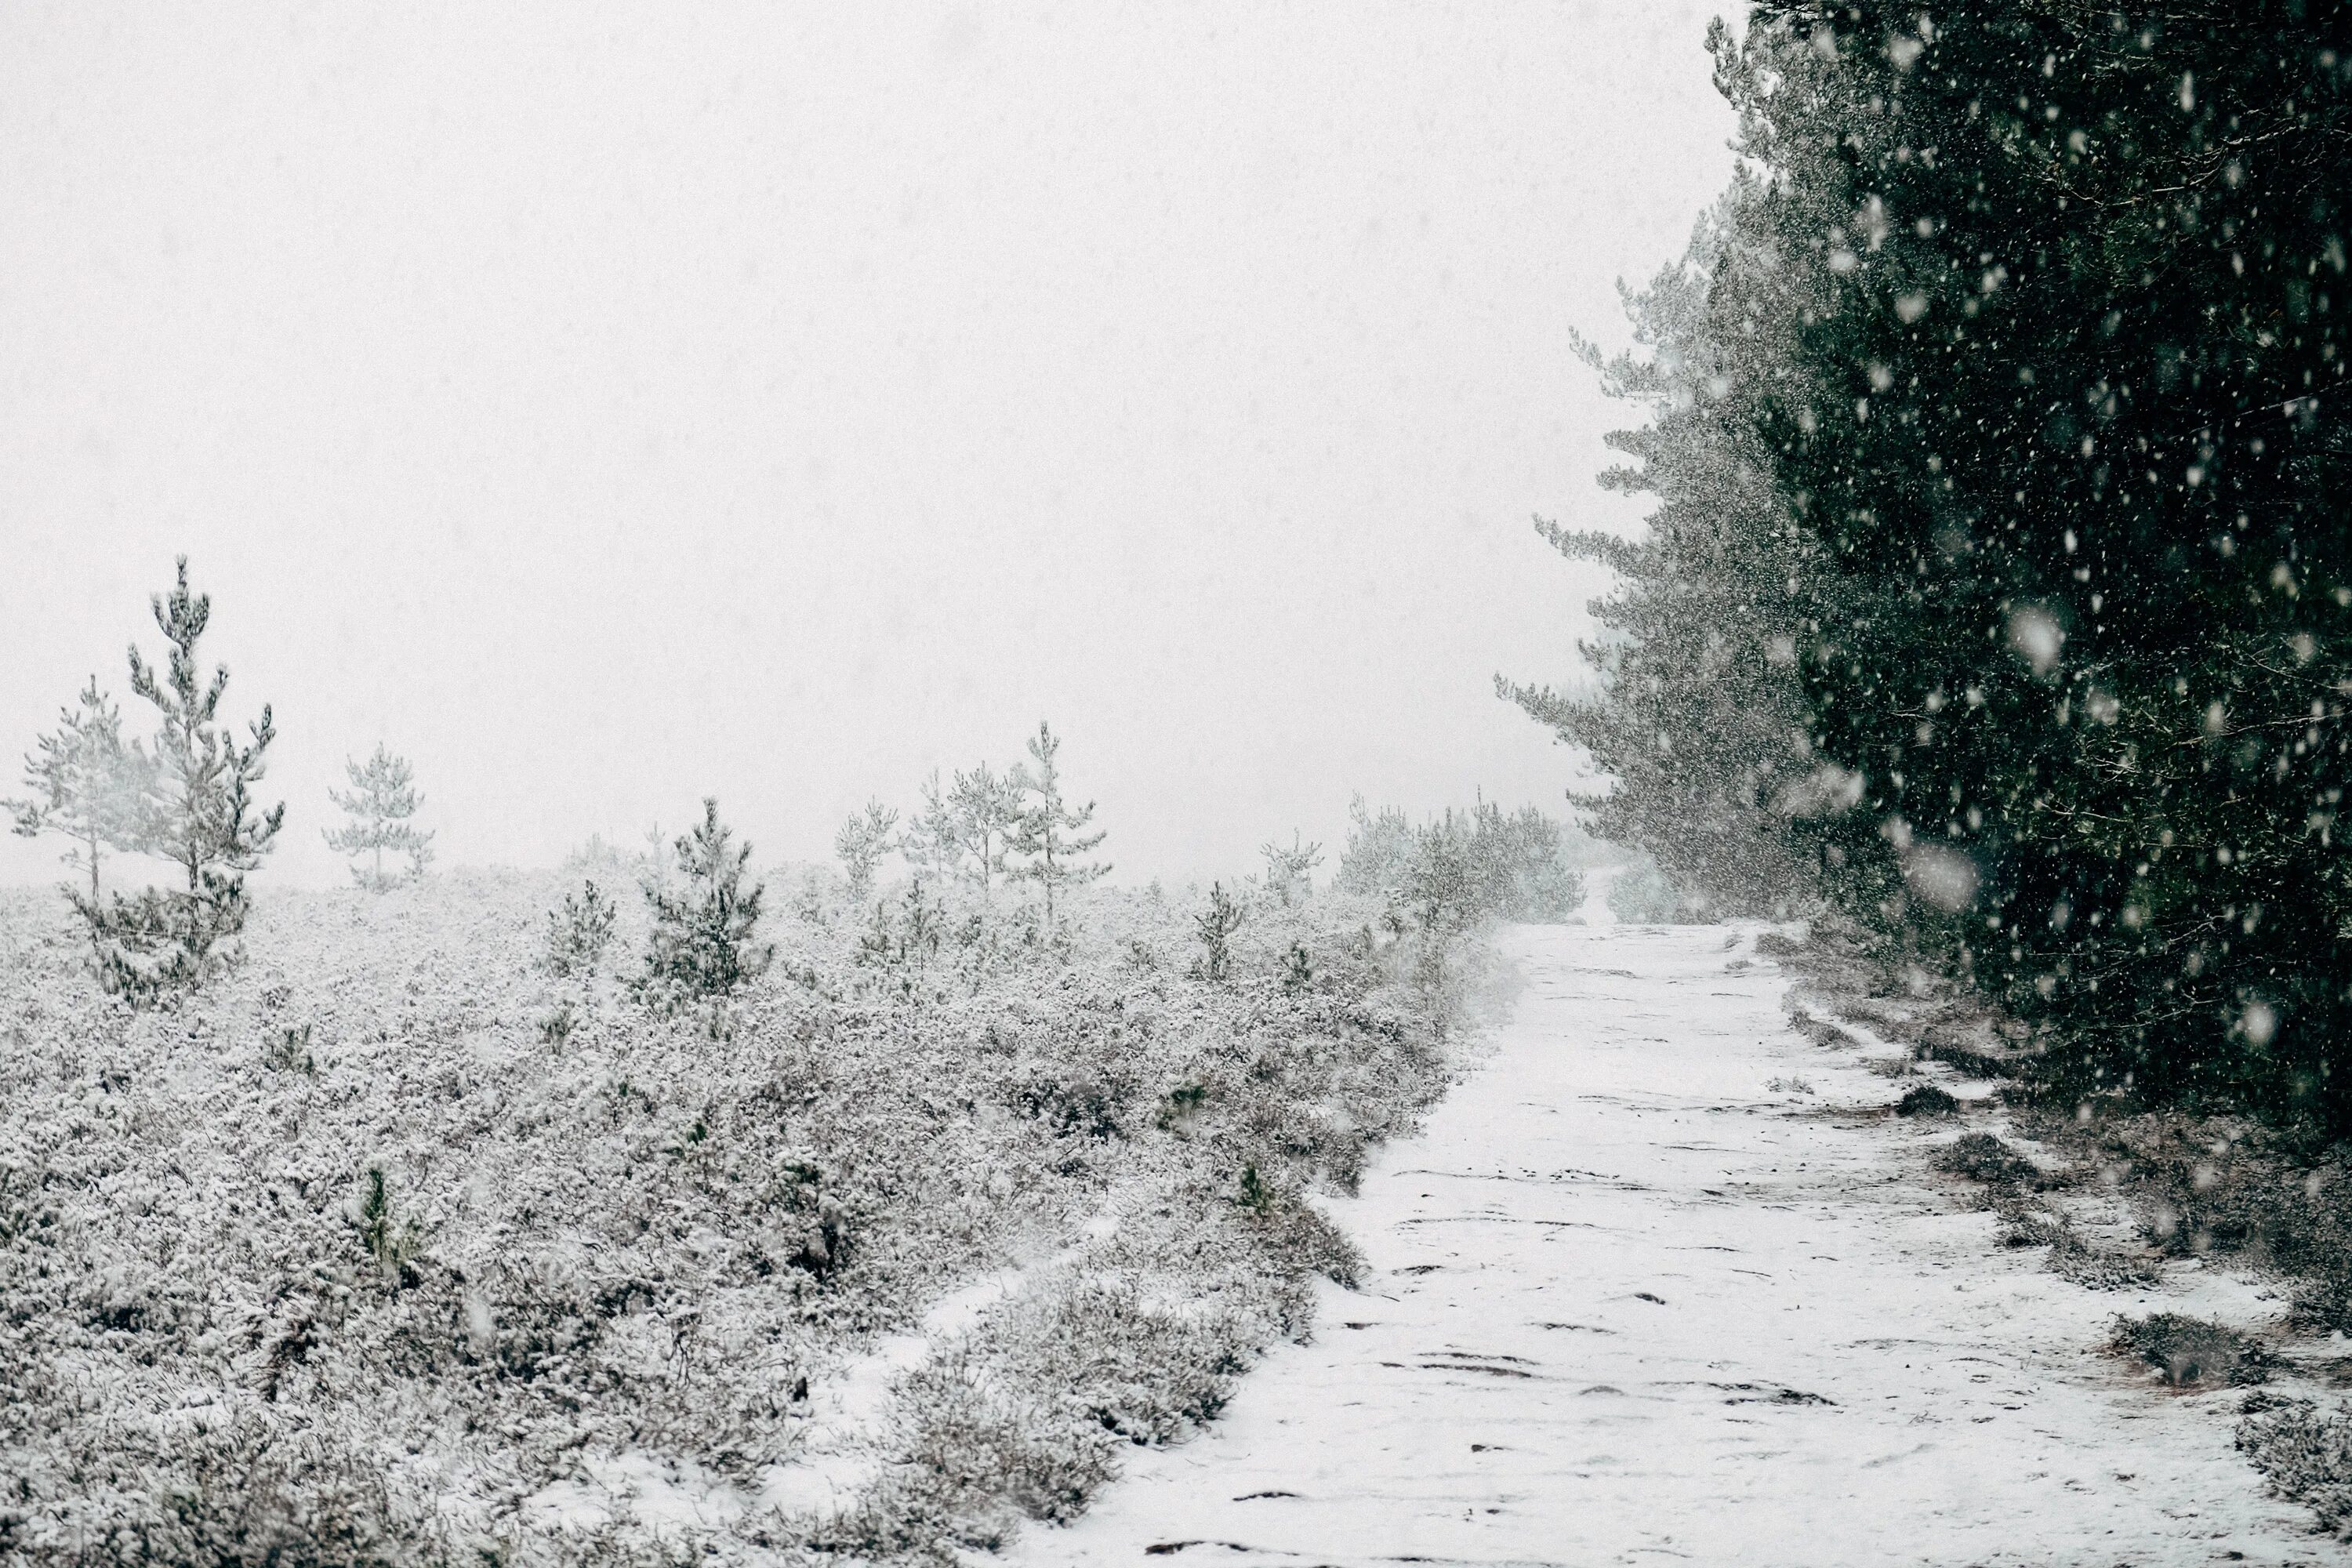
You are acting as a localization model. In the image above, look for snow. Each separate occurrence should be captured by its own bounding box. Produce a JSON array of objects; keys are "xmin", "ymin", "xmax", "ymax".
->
[{"xmin": 1005, "ymin": 923, "xmax": 2325, "ymax": 1566}]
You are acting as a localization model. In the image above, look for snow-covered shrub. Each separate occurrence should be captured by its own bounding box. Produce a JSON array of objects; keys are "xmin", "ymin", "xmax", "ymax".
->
[
  {"xmin": 2031, "ymin": 1107, "xmax": 2352, "ymax": 1332},
  {"xmin": 2109, "ymin": 1313, "xmax": 2273, "ymax": 1388},
  {"xmin": 2240, "ymin": 1392, "xmax": 2352, "ymax": 1537},
  {"xmin": 0, "ymin": 847, "xmax": 1475, "ymax": 1563},
  {"xmin": 1932, "ymin": 1132, "xmax": 2038, "ymax": 1187}
]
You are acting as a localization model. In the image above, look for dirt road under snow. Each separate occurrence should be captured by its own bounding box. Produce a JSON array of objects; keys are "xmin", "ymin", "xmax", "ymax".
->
[{"xmin": 1003, "ymin": 924, "xmax": 2331, "ymax": 1567}]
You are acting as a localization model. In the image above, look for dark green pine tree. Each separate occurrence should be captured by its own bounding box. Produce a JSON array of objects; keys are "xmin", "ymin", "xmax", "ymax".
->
[
  {"xmin": 1727, "ymin": 4, "xmax": 2352, "ymax": 1123},
  {"xmin": 89, "ymin": 558, "xmax": 284, "ymax": 999},
  {"xmin": 640, "ymin": 797, "xmax": 772, "ymax": 1005}
]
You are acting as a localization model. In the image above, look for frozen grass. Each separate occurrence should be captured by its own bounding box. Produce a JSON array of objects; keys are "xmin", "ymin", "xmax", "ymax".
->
[{"xmin": 0, "ymin": 869, "xmax": 1485, "ymax": 1564}]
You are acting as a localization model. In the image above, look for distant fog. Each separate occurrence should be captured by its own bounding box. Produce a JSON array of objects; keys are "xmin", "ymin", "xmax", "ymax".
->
[{"xmin": 0, "ymin": 2, "xmax": 1739, "ymax": 887}]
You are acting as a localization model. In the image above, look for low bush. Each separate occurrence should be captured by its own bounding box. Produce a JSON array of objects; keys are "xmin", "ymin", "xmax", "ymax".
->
[
  {"xmin": 1933, "ymin": 1133, "xmax": 2037, "ymax": 1187},
  {"xmin": 1895, "ymin": 1083, "xmax": 1959, "ymax": 1119},
  {"xmin": 2239, "ymin": 1393, "xmax": 2352, "ymax": 1537},
  {"xmin": 2024, "ymin": 1108, "xmax": 2352, "ymax": 1332},
  {"xmin": 0, "ymin": 855, "xmax": 1473, "ymax": 1563},
  {"xmin": 2108, "ymin": 1313, "xmax": 2274, "ymax": 1388}
]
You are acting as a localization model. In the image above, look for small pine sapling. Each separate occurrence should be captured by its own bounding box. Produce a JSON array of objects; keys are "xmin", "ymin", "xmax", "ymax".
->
[
  {"xmin": 1194, "ymin": 880, "xmax": 1246, "ymax": 983},
  {"xmin": 899, "ymin": 771, "xmax": 967, "ymax": 884},
  {"xmin": 322, "ymin": 743, "xmax": 434, "ymax": 891},
  {"xmin": 1258, "ymin": 830, "xmax": 1324, "ymax": 907},
  {"xmin": 1004, "ymin": 721, "xmax": 1109, "ymax": 924},
  {"xmin": 854, "ymin": 878, "xmax": 948, "ymax": 997},
  {"xmin": 352, "ymin": 1166, "xmax": 423, "ymax": 1285},
  {"xmin": 546, "ymin": 879, "xmax": 618, "ymax": 979},
  {"xmin": 1283, "ymin": 942, "xmax": 1314, "ymax": 994},
  {"xmin": 949, "ymin": 762, "xmax": 1024, "ymax": 895},
  {"xmin": 639, "ymin": 797, "xmax": 772, "ymax": 1005},
  {"xmin": 834, "ymin": 798, "xmax": 899, "ymax": 903},
  {"xmin": 5, "ymin": 677, "xmax": 156, "ymax": 906},
  {"xmin": 87, "ymin": 558, "xmax": 284, "ymax": 1000},
  {"xmin": 263, "ymin": 1021, "xmax": 316, "ymax": 1074}
]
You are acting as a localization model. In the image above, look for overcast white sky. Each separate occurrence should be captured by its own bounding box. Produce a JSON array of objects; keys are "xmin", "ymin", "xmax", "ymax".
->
[{"xmin": 0, "ymin": 2, "xmax": 1739, "ymax": 887}]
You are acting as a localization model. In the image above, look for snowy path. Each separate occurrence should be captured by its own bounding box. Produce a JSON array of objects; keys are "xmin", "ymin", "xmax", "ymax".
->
[{"xmin": 1004, "ymin": 924, "xmax": 2327, "ymax": 1567}]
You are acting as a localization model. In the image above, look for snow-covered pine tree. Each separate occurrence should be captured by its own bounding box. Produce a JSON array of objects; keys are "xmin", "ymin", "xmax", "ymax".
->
[
  {"xmin": 949, "ymin": 761, "xmax": 1022, "ymax": 895},
  {"xmin": 5, "ymin": 677, "xmax": 156, "ymax": 905},
  {"xmin": 834, "ymin": 798, "xmax": 899, "ymax": 903},
  {"xmin": 1193, "ymin": 881, "xmax": 1245, "ymax": 982},
  {"xmin": 1004, "ymin": 721, "xmax": 1109, "ymax": 924},
  {"xmin": 1258, "ymin": 831, "xmax": 1323, "ymax": 907},
  {"xmin": 640, "ymin": 797, "xmax": 771, "ymax": 1004},
  {"xmin": 1617, "ymin": 5, "xmax": 2352, "ymax": 1126},
  {"xmin": 87, "ymin": 559, "xmax": 284, "ymax": 999},
  {"xmin": 899, "ymin": 771, "xmax": 967, "ymax": 884},
  {"xmin": 1334, "ymin": 794, "xmax": 1416, "ymax": 895},
  {"xmin": 1499, "ymin": 172, "xmax": 1822, "ymax": 919},
  {"xmin": 323, "ymin": 744, "xmax": 434, "ymax": 891},
  {"xmin": 546, "ymin": 878, "xmax": 617, "ymax": 980}
]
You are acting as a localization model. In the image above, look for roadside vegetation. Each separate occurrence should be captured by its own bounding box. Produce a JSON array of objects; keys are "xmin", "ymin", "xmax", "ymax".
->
[
  {"xmin": 1511, "ymin": 9, "xmax": 2352, "ymax": 1532},
  {"xmin": 0, "ymin": 564, "xmax": 1586, "ymax": 1563}
]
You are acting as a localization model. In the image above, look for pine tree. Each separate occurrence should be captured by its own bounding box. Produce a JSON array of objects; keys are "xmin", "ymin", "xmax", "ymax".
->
[
  {"xmin": 949, "ymin": 762, "xmax": 1023, "ymax": 895},
  {"xmin": 1258, "ymin": 831, "xmax": 1324, "ymax": 907},
  {"xmin": 1622, "ymin": 5, "xmax": 2352, "ymax": 1123},
  {"xmin": 1004, "ymin": 721, "xmax": 1109, "ymax": 924},
  {"xmin": 900, "ymin": 771, "xmax": 967, "ymax": 884},
  {"xmin": 546, "ymin": 879, "xmax": 618, "ymax": 980},
  {"xmin": 88, "ymin": 558, "xmax": 284, "ymax": 998},
  {"xmin": 1500, "ymin": 156, "xmax": 1829, "ymax": 918},
  {"xmin": 834, "ymin": 798, "xmax": 899, "ymax": 903},
  {"xmin": 1194, "ymin": 881, "xmax": 1245, "ymax": 982},
  {"xmin": 323, "ymin": 744, "xmax": 434, "ymax": 891},
  {"xmin": 5, "ymin": 677, "xmax": 156, "ymax": 904},
  {"xmin": 640, "ymin": 797, "xmax": 771, "ymax": 1004}
]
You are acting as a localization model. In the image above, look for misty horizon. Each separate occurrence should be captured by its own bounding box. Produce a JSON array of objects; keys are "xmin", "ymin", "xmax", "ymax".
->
[{"xmin": 0, "ymin": 2, "xmax": 1738, "ymax": 888}]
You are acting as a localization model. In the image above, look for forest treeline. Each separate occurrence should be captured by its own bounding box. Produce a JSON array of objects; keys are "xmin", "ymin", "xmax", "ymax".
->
[{"xmin": 1514, "ymin": 4, "xmax": 2352, "ymax": 1126}]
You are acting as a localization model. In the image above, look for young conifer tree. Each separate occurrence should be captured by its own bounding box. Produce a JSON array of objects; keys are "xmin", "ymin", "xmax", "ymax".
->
[
  {"xmin": 949, "ymin": 762, "xmax": 1022, "ymax": 896},
  {"xmin": 1258, "ymin": 831, "xmax": 1324, "ymax": 907},
  {"xmin": 323, "ymin": 744, "xmax": 435, "ymax": 891},
  {"xmin": 834, "ymin": 798, "xmax": 899, "ymax": 903},
  {"xmin": 1005, "ymin": 721, "xmax": 1109, "ymax": 924},
  {"xmin": 899, "ymin": 771, "xmax": 967, "ymax": 885},
  {"xmin": 88, "ymin": 559, "xmax": 284, "ymax": 996},
  {"xmin": 640, "ymin": 797, "xmax": 771, "ymax": 1004},
  {"xmin": 5, "ymin": 677, "xmax": 157, "ymax": 904}
]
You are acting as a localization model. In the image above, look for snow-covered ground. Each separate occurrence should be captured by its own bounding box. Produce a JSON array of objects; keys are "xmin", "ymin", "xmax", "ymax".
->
[{"xmin": 1005, "ymin": 923, "xmax": 2329, "ymax": 1566}]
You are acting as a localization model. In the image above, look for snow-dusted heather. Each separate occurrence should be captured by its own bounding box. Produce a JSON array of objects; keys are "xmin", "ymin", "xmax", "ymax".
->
[{"xmin": 0, "ymin": 868, "xmax": 1484, "ymax": 1564}]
